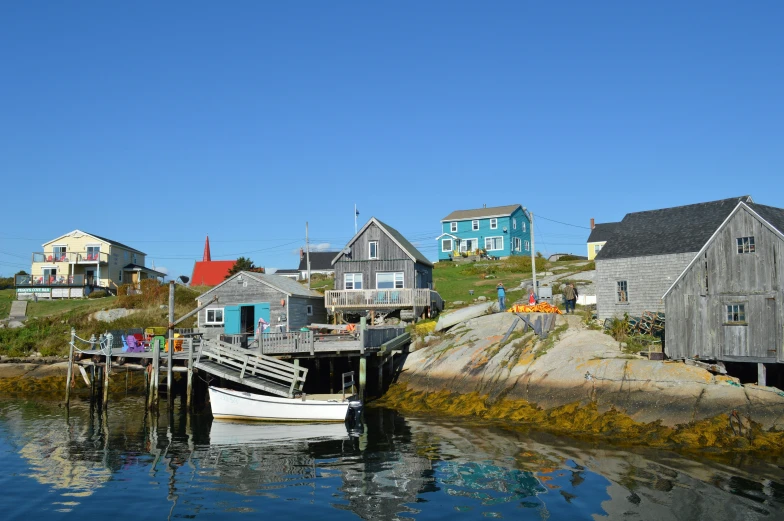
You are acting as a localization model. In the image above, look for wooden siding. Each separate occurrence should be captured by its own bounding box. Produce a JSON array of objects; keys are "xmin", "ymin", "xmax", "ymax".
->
[
  {"xmin": 334, "ymin": 221, "xmax": 432, "ymax": 290},
  {"xmin": 665, "ymin": 207, "xmax": 783, "ymax": 362},
  {"xmin": 196, "ymin": 274, "xmax": 323, "ymax": 335},
  {"xmin": 596, "ymin": 252, "xmax": 695, "ymax": 321}
]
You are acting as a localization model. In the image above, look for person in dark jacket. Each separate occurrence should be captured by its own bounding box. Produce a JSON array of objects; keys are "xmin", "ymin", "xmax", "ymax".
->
[{"xmin": 562, "ymin": 283, "xmax": 576, "ymax": 314}]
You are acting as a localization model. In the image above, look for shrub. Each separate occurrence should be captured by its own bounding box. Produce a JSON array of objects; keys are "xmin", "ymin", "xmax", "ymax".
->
[
  {"xmin": 88, "ymin": 290, "xmax": 108, "ymax": 299},
  {"xmin": 501, "ymin": 256, "xmax": 547, "ymax": 274}
]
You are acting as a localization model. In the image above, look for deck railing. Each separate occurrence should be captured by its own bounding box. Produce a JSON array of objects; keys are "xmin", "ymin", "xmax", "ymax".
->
[
  {"xmin": 31, "ymin": 251, "xmax": 109, "ymax": 264},
  {"xmin": 16, "ymin": 274, "xmax": 86, "ymax": 286},
  {"xmin": 324, "ymin": 288, "xmax": 437, "ymax": 309}
]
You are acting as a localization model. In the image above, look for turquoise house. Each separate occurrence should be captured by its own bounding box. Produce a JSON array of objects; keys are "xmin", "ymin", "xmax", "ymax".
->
[{"xmin": 436, "ymin": 204, "xmax": 532, "ymax": 261}]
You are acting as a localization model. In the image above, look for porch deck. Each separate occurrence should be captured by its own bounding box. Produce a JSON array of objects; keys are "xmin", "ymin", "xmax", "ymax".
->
[{"xmin": 324, "ymin": 288, "xmax": 443, "ymax": 311}]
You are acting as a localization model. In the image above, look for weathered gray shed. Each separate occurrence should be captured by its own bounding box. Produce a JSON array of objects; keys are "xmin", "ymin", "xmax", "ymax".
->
[
  {"xmin": 196, "ymin": 271, "xmax": 326, "ymax": 339},
  {"xmin": 663, "ymin": 201, "xmax": 784, "ymax": 364},
  {"xmin": 595, "ymin": 196, "xmax": 752, "ymax": 320}
]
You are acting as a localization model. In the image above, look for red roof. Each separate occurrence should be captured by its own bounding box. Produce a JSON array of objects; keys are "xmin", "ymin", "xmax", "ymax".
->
[{"xmin": 191, "ymin": 260, "xmax": 236, "ymax": 286}]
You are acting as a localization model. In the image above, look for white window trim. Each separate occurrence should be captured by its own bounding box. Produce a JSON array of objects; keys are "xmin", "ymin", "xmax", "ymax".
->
[
  {"xmin": 485, "ymin": 236, "xmax": 504, "ymax": 251},
  {"xmin": 306, "ymin": 305, "xmax": 314, "ymax": 316},
  {"xmin": 459, "ymin": 237, "xmax": 479, "ymax": 253},
  {"xmin": 450, "ymin": 222, "xmax": 457, "ymax": 233},
  {"xmin": 490, "ymin": 218, "xmax": 498, "ymax": 229},
  {"xmin": 369, "ymin": 240, "xmax": 379, "ymax": 260},
  {"xmin": 521, "ymin": 222, "xmax": 526, "ymax": 232},
  {"xmin": 205, "ymin": 307, "xmax": 225, "ymax": 325},
  {"xmin": 513, "ymin": 237, "xmax": 521, "ymax": 251},
  {"xmin": 441, "ymin": 238, "xmax": 453, "ymax": 252},
  {"xmin": 594, "ymin": 244, "xmax": 602, "ymax": 253},
  {"xmin": 344, "ymin": 273, "xmax": 363, "ymax": 290},
  {"xmin": 376, "ymin": 271, "xmax": 404, "ymax": 289},
  {"xmin": 513, "ymin": 219, "xmax": 517, "ymax": 230},
  {"xmin": 524, "ymin": 240, "xmax": 530, "ymax": 251},
  {"xmin": 472, "ymin": 220, "xmax": 479, "ymax": 231}
]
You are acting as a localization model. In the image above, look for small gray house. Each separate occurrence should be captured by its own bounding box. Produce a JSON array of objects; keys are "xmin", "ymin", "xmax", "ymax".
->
[
  {"xmin": 663, "ymin": 200, "xmax": 784, "ymax": 371},
  {"xmin": 326, "ymin": 217, "xmax": 442, "ymax": 320},
  {"xmin": 595, "ymin": 196, "xmax": 752, "ymax": 321},
  {"xmin": 196, "ymin": 271, "xmax": 326, "ymax": 339}
]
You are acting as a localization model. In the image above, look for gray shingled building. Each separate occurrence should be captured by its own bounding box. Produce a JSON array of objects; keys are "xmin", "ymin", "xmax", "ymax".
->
[{"xmin": 595, "ymin": 196, "xmax": 752, "ymax": 321}]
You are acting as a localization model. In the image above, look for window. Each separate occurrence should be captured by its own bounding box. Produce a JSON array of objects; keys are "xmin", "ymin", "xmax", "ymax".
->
[
  {"xmin": 132, "ymin": 254, "xmax": 137, "ymax": 264},
  {"xmin": 345, "ymin": 273, "xmax": 363, "ymax": 290},
  {"xmin": 472, "ymin": 220, "xmax": 479, "ymax": 231},
  {"xmin": 124, "ymin": 252, "xmax": 129, "ymax": 262},
  {"xmin": 513, "ymin": 237, "xmax": 521, "ymax": 251},
  {"xmin": 42, "ymin": 267, "xmax": 57, "ymax": 283},
  {"xmin": 450, "ymin": 222, "xmax": 457, "ymax": 232},
  {"xmin": 617, "ymin": 281, "xmax": 628, "ymax": 302},
  {"xmin": 513, "ymin": 218, "xmax": 517, "ymax": 230},
  {"xmin": 460, "ymin": 238, "xmax": 477, "ymax": 252},
  {"xmin": 306, "ymin": 305, "xmax": 313, "ymax": 316},
  {"xmin": 521, "ymin": 222, "xmax": 526, "ymax": 232},
  {"xmin": 524, "ymin": 240, "xmax": 530, "ymax": 251},
  {"xmin": 490, "ymin": 218, "xmax": 498, "ymax": 229},
  {"xmin": 442, "ymin": 239, "xmax": 453, "ymax": 252},
  {"xmin": 485, "ymin": 236, "xmax": 503, "ymax": 251},
  {"xmin": 206, "ymin": 308, "xmax": 224, "ymax": 325},
  {"xmin": 369, "ymin": 241, "xmax": 379, "ymax": 259},
  {"xmin": 726, "ymin": 304, "xmax": 746, "ymax": 323},
  {"xmin": 118, "ymin": 270, "xmax": 122, "ymax": 283},
  {"xmin": 52, "ymin": 245, "xmax": 67, "ymax": 261},
  {"xmin": 737, "ymin": 237, "xmax": 755, "ymax": 254},
  {"xmin": 594, "ymin": 244, "xmax": 602, "ymax": 253},
  {"xmin": 86, "ymin": 245, "xmax": 100, "ymax": 261},
  {"xmin": 377, "ymin": 272, "xmax": 404, "ymax": 289}
]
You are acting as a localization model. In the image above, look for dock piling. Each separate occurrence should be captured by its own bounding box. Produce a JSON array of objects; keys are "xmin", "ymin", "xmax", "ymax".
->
[
  {"xmin": 359, "ymin": 356, "xmax": 366, "ymax": 401},
  {"xmin": 65, "ymin": 328, "xmax": 75, "ymax": 408},
  {"xmin": 167, "ymin": 281, "xmax": 174, "ymax": 404},
  {"xmin": 186, "ymin": 338, "xmax": 194, "ymax": 409},
  {"xmin": 103, "ymin": 333, "xmax": 112, "ymax": 407}
]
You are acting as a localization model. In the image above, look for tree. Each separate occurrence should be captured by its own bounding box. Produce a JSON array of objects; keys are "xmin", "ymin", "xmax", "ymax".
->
[{"xmin": 226, "ymin": 257, "xmax": 256, "ymax": 279}]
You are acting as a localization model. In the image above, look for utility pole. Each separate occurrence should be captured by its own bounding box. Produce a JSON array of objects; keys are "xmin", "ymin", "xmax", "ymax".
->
[
  {"xmin": 167, "ymin": 280, "xmax": 175, "ymax": 404},
  {"xmin": 530, "ymin": 211, "xmax": 537, "ymax": 294},
  {"xmin": 306, "ymin": 221, "xmax": 311, "ymax": 290}
]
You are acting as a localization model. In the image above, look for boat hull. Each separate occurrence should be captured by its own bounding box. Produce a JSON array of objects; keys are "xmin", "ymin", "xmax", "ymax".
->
[{"xmin": 208, "ymin": 387, "xmax": 351, "ymax": 422}]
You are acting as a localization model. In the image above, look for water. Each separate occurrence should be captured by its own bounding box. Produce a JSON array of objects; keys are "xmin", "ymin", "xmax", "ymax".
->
[{"xmin": 1, "ymin": 397, "xmax": 783, "ymax": 520}]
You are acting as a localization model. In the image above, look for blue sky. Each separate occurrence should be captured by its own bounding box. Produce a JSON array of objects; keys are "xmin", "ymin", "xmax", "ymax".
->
[{"xmin": 1, "ymin": 2, "xmax": 783, "ymax": 278}]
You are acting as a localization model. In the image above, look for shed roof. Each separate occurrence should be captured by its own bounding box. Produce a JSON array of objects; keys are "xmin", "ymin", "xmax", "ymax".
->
[
  {"xmin": 748, "ymin": 202, "xmax": 784, "ymax": 235},
  {"xmin": 587, "ymin": 222, "xmax": 621, "ymax": 243},
  {"xmin": 441, "ymin": 204, "xmax": 522, "ymax": 222},
  {"xmin": 197, "ymin": 271, "xmax": 323, "ymax": 299},
  {"xmin": 333, "ymin": 217, "xmax": 433, "ymax": 267},
  {"xmin": 190, "ymin": 260, "xmax": 236, "ymax": 286},
  {"xmin": 122, "ymin": 263, "xmax": 166, "ymax": 278},
  {"xmin": 595, "ymin": 196, "xmax": 752, "ymax": 261},
  {"xmin": 298, "ymin": 251, "xmax": 338, "ymax": 271}
]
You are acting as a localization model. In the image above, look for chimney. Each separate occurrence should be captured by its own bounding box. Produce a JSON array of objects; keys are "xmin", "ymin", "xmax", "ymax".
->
[
  {"xmin": 300, "ymin": 248, "xmax": 304, "ymax": 260},
  {"xmin": 590, "ymin": 218, "xmax": 595, "ymax": 230},
  {"xmin": 203, "ymin": 235, "xmax": 212, "ymax": 262}
]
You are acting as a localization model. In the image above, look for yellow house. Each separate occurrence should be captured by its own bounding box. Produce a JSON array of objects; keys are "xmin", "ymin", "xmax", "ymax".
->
[
  {"xmin": 587, "ymin": 220, "xmax": 620, "ymax": 260},
  {"xmin": 16, "ymin": 230, "xmax": 165, "ymax": 299}
]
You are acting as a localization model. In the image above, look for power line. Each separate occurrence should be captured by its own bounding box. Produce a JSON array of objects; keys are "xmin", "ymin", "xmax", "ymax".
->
[{"xmin": 535, "ymin": 215, "xmax": 591, "ymax": 229}]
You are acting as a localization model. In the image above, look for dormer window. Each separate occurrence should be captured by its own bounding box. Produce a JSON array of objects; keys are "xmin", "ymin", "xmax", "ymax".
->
[
  {"xmin": 450, "ymin": 222, "xmax": 457, "ymax": 233},
  {"xmin": 369, "ymin": 241, "xmax": 379, "ymax": 259},
  {"xmin": 737, "ymin": 237, "xmax": 755, "ymax": 254},
  {"xmin": 490, "ymin": 218, "xmax": 498, "ymax": 230},
  {"xmin": 472, "ymin": 220, "xmax": 479, "ymax": 231}
]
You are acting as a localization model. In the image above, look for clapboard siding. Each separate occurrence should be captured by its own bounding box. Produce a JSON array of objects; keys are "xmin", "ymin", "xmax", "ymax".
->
[
  {"xmin": 196, "ymin": 274, "xmax": 323, "ymax": 336},
  {"xmin": 596, "ymin": 252, "xmax": 695, "ymax": 321},
  {"xmin": 665, "ymin": 206, "xmax": 783, "ymax": 362},
  {"xmin": 334, "ymin": 221, "xmax": 432, "ymax": 290}
]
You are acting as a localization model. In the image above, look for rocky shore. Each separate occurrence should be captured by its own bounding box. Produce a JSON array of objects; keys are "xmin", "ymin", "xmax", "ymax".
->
[{"xmin": 379, "ymin": 308, "xmax": 784, "ymax": 452}]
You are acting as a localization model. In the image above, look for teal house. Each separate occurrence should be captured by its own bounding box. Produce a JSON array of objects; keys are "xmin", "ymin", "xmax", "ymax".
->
[{"xmin": 436, "ymin": 204, "xmax": 532, "ymax": 261}]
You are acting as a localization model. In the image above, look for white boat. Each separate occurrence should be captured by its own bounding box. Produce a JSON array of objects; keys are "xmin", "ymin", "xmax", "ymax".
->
[{"xmin": 208, "ymin": 386, "xmax": 361, "ymax": 422}]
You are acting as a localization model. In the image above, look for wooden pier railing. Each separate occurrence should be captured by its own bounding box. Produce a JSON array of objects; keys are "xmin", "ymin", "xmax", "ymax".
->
[{"xmin": 324, "ymin": 289, "xmax": 442, "ymax": 310}]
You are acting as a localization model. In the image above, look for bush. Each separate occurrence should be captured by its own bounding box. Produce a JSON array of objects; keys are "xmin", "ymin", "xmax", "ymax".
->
[{"xmin": 88, "ymin": 290, "xmax": 108, "ymax": 299}]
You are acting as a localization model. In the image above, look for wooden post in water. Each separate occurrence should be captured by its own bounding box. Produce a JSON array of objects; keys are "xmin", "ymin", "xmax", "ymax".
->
[
  {"xmin": 150, "ymin": 337, "xmax": 161, "ymax": 408},
  {"xmin": 377, "ymin": 357, "xmax": 384, "ymax": 395},
  {"xmin": 329, "ymin": 358, "xmax": 335, "ymax": 394},
  {"xmin": 65, "ymin": 328, "xmax": 75, "ymax": 408},
  {"xmin": 186, "ymin": 338, "xmax": 194, "ymax": 409},
  {"xmin": 167, "ymin": 281, "xmax": 175, "ymax": 404},
  {"xmin": 359, "ymin": 356, "xmax": 366, "ymax": 401},
  {"xmin": 103, "ymin": 333, "xmax": 112, "ymax": 407}
]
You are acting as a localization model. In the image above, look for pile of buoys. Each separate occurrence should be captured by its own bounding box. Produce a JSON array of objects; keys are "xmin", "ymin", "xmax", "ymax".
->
[{"xmin": 507, "ymin": 302, "xmax": 563, "ymax": 314}]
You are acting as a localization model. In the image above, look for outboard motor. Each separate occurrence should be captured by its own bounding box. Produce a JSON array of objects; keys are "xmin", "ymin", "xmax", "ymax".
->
[{"xmin": 346, "ymin": 400, "xmax": 364, "ymax": 437}]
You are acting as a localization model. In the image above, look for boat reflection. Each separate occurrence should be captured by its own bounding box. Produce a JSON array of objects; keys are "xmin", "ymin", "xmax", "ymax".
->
[{"xmin": 209, "ymin": 419, "xmax": 352, "ymax": 445}]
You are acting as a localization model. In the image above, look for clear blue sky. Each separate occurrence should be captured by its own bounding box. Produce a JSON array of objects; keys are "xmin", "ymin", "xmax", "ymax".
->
[{"xmin": 2, "ymin": 2, "xmax": 783, "ymax": 278}]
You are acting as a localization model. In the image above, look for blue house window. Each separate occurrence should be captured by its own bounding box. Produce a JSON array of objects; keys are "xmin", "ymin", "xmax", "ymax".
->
[
  {"xmin": 472, "ymin": 220, "xmax": 479, "ymax": 230},
  {"xmin": 485, "ymin": 236, "xmax": 503, "ymax": 251},
  {"xmin": 442, "ymin": 239, "xmax": 453, "ymax": 252},
  {"xmin": 513, "ymin": 237, "xmax": 521, "ymax": 251},
  {"xmin": 450, "ymin": 222, "xmax": 457, "ymax": 232},
  {"xmin": 524, "ymin": 240, "xmax": 530, "ymax": 251},
  {"xmin": 521, "ymin": 221, "xmax": 526, "ymax": 232},
  {"xmin": 512, "ymin": 219, "xmax": 516, "ymax": 230},
  {"xmin": 490, "ymin": 218, "xmax": 498, "ymax": 230}
]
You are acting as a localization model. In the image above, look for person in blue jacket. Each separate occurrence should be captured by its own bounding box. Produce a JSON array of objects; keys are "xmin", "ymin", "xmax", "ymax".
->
[{"xmin": 497, "ymin": 283, "xmax": 506, "ymax": 312}]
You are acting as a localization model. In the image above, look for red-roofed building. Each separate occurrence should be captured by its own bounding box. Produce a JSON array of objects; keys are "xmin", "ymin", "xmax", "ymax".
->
[{"xmin": 190, "ymin": 236, "xmax": 236, "ymax": 286}]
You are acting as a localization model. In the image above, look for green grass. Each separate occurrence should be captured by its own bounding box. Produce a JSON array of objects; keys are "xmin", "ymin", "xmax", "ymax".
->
[
  {"xmin": 302, "ymin": 274, "xmax": 334, "ymax": 293},
  {"xmin": 0, "ymin": 289, "xmax": 14, "ymax": 320},
  {"xmin": 26, "ymin": 295, "xmax": 118, "ymax": 318}
]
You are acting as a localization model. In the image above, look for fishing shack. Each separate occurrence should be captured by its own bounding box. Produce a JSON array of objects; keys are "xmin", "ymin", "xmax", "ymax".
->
[{"xmin": 195, "ymin": 271, "xmax": 326, "ymax": 343}]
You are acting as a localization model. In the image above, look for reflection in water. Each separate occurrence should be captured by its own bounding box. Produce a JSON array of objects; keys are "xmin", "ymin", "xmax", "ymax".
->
[{"xmin": 0, "ymin": 397, "xmax": 782, "ymax": 520}]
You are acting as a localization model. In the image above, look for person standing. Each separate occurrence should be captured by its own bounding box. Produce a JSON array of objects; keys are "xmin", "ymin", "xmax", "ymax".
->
[
  {"xmin": 528, "ymin": 288, "xmax": 537, "ymax": 305},
  {"xmin": 562, "ymin": 283, "xmax": 576, "ymax": 314},
  {"xmin": 497, "ymin": 283, "xmax": 506, "ymax": 312}
]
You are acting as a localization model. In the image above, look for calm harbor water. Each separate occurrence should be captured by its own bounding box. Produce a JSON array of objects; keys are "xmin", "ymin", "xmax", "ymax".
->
[{"xmin": 0, "ymin": 397, "xmax": 783, "ymax": 520}]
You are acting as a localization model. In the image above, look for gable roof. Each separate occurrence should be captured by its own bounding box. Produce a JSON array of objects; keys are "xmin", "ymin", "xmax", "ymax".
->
[
  {"xmin": 197, "ymin": 271, "xmax": 323, "ymax": 299},
  {"xmin": 44, "ymin": 229, "xmax": 146, "ymax": 254},
  {"xmin": 662, "ymin": 200, "xmax": 784, "ymax": 299},
  {"xmin": 332, "ymin": 217, "xmax": 433, "ymax": 267},
  {"xmin": 298, "ymin": 251, "xmax": 339, "ymax": 271},
  {"xmin": 595, "ymin": 196, "xmax": 752, "ymax": 261},
  {"xmin": 441, "ymin": 204, "xmax": 522, "ymax": 222},
  {"xmin": 587, "ymin": 222, "xmax": 621, "ymax": 243},
  {"xmin": 190, "ymin": 260, "xmax": 236, "ymax": 286}
]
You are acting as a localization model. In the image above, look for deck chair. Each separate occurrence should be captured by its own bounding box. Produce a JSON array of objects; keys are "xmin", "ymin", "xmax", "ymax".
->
[{"xmin": 125, "ymin": 334, "xmax": 145, "ymax": 353}]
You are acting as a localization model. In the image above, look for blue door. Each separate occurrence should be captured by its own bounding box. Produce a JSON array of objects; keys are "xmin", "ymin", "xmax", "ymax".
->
[
  {"xmin": 224, "ymin": 305, "xmax": 240, "ymax": 334},
  {"xmin": 254, "ymin": 303, "xmax": 271, "ymax": 335}
]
